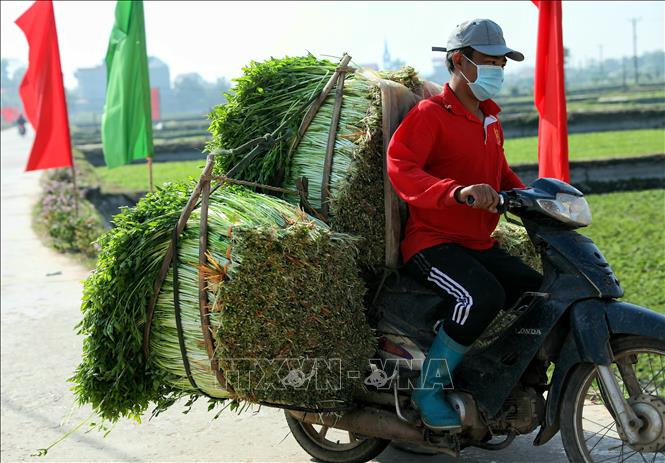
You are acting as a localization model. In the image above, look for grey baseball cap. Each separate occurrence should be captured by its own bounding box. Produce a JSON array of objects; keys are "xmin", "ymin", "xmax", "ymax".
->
[{"xmin": 433, "ymin": 18, "xmax": 524, "ymax": 61}]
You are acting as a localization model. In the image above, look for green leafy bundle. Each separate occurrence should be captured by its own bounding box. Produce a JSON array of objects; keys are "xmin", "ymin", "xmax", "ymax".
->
[
  {"xmin": 207, "ymin": 54, "xmax": 337, "ymax": 185},
  {"xmin": 72, "ymin": 182, "xmax": 193, "ymax": 421},
  {"xmin": 207, "ymin": 55, "xmax": 422, "ymax": 268},
  {"xmin": 492, "ymin": 221, "xmax": 542, "ymax": 272},
  {"xmin": 72, "ymin": 182, "xmax": 375, "ymax": 421}
]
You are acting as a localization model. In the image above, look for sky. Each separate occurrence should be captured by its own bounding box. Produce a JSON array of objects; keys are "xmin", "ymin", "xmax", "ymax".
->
[{"xmin": 1, "ymin": 1, "xmax": 664, "ymax": 89}]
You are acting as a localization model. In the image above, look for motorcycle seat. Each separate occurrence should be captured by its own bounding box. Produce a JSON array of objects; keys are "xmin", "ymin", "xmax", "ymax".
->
[{"xmin": 373, "ymin": 272, "xmax": 448, "ymax": 350}]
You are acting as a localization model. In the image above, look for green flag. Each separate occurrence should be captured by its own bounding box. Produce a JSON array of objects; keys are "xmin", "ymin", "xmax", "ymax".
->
[{"xmin": 101, "ymin": 0, "xmax": 153, "ymax": 168}]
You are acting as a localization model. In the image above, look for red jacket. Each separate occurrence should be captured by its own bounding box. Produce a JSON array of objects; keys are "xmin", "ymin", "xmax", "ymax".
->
[{"xmin": 387, "ymin": 83, "xmax": 524, "ymax": 264}]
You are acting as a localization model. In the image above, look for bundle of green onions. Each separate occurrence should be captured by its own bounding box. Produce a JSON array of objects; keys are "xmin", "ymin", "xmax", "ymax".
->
[
  {"xmin": 492, "ymin": 221, "xmax": 542, "ymax": 272},
  {"xmin": 207, "ymin": 55, "xmax": 338, "ymax": 186},
  {"xmin": 73, "ymin": 182, "xmax": 375, "ymax": 421},
  {"xmin": 207, "ymin": 55, "xmax": 422, "ymax": 268}
]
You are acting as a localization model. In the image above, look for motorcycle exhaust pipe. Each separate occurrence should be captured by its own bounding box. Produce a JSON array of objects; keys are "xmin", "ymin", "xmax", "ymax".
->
[{"xmin": 288, "ymin": 407, "xmax": 457, "ymax": 457}]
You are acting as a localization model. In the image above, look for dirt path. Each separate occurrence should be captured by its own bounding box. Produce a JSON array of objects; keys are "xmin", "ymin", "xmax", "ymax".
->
[{"xmin": 0, "ymin": 128, "xmax": 568, "ymax": 462}]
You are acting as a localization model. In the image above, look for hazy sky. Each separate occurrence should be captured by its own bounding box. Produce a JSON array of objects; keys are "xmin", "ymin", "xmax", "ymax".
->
[{"xmin": 1, "ymin": 1, "xmax": 663, "ymax": 89}]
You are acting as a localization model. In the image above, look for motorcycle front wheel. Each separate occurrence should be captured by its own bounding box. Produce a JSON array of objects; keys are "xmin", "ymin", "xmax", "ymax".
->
[
  {"xmin": 560, "ymin": 335, "xmax": 665, "ymax": 463},
  {"xmin": 284, "ymin": 410, "xmax": 390, "ymax": 463}
]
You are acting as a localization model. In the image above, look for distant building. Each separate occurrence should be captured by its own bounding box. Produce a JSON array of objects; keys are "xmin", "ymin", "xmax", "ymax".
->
[
  {"xmin": 382, "ymin": 40, "xmax": 406, "ymax": 71},
  {"xmin": 383, "ymin": 40, "xmax": 390, "ymax": 69},
  {"xmin": 148, "ymin": 56, "xmax": 171, "ymax": 97},
  {"xmin": 72, "ymin": 56, "xmax": 173, "ymax": 114},
  {"xmin": 74, "ymin": 63, "xmax": 106, "ymax": 112}
]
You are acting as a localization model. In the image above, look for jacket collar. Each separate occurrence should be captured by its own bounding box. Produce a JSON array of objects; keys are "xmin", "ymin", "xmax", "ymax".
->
[{"xmin": 438, "ymin": 83, "xmax": 501, "ymax": 121}]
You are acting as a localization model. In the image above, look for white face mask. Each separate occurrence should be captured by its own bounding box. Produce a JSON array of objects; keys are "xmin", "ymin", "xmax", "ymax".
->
[{"xmin": 459, "ymin": 54, "xmax": 504, "ymax": 101}]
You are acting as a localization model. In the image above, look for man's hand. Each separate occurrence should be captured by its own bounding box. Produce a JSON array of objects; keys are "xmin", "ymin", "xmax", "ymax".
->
[{"xmin": 455, "ymin": 184, "xmax": 500, "ymax": 213}]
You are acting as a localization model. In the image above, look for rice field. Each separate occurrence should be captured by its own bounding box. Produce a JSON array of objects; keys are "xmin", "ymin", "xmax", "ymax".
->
[
  {"xmin": 583, "ymin": 189, "xmax": 665, "ymax": 315},
  {"xmin": 504, "ymin": 129, "xmax": 664, "ymax": 165}
]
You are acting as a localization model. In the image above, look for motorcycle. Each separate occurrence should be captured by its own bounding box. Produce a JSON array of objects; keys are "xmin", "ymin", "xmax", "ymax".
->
[
  {"xmin": 284, "ymin": 178, "xmax": 665, "ymax": 463},
  {"xmin": 17, "ymin": 123, "xmax": 26, "ymax": 136}
]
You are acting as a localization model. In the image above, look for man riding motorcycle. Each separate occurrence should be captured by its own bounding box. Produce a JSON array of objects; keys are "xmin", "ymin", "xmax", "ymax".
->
[
  {"xmin": 16, "ymin": 113, "xmax": 27, "ymax": 136},
  {"xmin": 387, "ymin": 18, "xmax": 543, "ymax": 431}
]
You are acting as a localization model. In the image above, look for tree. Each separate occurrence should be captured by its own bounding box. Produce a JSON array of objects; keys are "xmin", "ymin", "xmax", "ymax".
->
[
  {"xmin": 207, "ymin": 77, "xmax": 230, "ymax": 104},
  {"xmin": 1, "ymin": 61, "xmax": 25, "ymax": 108},
  {"xmin": 563, "ymin": 47, "xmax": 571, "ymax": 67},
  {"xmin": 173, "ymin": 73, "xmax": 208, "ymax": 113},
  {"xmin": 1, "ymin": 59, "xmax": 9, "ymax": 87}
]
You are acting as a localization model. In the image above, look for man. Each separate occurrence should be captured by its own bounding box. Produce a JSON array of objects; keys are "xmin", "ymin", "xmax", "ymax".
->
[{"xmin": 386, "ymin": 19, "xmax": 543, "ymax": 430}]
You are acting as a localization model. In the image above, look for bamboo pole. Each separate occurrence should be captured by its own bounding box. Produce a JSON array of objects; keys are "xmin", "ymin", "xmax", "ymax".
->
[
  {"xmin": 321, "ymin": 70, "xmax": 347, "ymax": 219},
  {"xmin": 286, "ymin": 54, "xmax": 352, "ymax": 159},
  {"xmin": 147, "ymin": 156, "xmax": 154, "ymax": 192},
  {"xmin": 224, "ymin": 144, "xmax": 263, "ymax": 179}
]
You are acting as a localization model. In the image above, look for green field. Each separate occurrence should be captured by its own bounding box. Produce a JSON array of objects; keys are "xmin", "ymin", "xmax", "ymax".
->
[
  {"xmin": 504, "ymin": 129, "xmax": 664, "ymax": 165},
  {"xmin": 583, "ymin": 189, "xmax": 665, "ymax": 314},
  {"xmin": 95, "ymin": 159, "xmax": 207, "ymax": 193}
]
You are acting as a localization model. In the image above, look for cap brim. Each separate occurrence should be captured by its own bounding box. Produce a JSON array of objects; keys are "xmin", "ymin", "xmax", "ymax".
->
[{"xmin": 471, "ymin": 44, "xmax": 524, "ymax": 62}]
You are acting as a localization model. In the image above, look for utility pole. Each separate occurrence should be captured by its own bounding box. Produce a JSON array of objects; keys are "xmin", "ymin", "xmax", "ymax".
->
[
  {"xmin": 630, "ymin": 17, "xmax": 641, "ymax": 85},
  {"xmin": 598, "ymin": 45, "xmax": 604, "ymax": 80}
]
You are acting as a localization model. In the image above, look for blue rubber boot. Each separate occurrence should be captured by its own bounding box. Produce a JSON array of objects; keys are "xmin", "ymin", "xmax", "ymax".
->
[{"xmin": 411, "ymin": 327, "xmax": 470, "ymax": 430}]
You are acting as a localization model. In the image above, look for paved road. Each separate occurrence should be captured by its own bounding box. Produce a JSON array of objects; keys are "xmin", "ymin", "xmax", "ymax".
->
[{"xmin": 0, "ymin": 128, "xmax": 569, "ymax": 462}]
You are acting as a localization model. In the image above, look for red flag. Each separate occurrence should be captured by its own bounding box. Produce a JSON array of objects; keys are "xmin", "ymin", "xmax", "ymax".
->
[
  {"xmin": 15, "ymin": 0, "xmax": 73, "ymax": 172},
  {"xmin": 533, "ymin": 0, "xmax": 570, "ymax": 182}
]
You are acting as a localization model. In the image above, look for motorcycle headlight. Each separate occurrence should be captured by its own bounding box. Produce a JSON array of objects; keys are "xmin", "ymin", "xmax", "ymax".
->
[{"xmin": 536, "ymin": 193, "xmax": 592, "ymax": 227}]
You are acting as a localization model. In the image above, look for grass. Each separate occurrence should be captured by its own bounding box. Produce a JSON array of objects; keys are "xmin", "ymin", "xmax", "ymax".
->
[
  {"xmin": 95, "ymin": 159, "xmax": 207, "ymax": 193},
  {"xmin": 504, "ymin": 129, "xmax": 664, "ymax": 165},
  {"xmin": 583, "ymin": 189, "xmax": 665, "ymax": 314}
]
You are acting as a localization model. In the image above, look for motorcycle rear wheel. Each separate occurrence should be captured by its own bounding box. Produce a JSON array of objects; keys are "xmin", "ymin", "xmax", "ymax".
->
[
  {"xmin": 560, "ymin": 335, "xmax": 665, "ymax": 463},
  {"xmin": 284, "ymin": 410, "xmax": 390, "ymax": 463}
]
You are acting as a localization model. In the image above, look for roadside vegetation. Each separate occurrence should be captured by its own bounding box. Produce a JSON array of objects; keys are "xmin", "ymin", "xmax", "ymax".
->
[{"xmin": 32, "ymin": 152, "xmax": 106, "ymax": 267}]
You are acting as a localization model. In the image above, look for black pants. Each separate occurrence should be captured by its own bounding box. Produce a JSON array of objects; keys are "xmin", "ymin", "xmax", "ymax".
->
[{"xmin": 405, "ymin": 243, "xmax": 543, "ymax": 347}]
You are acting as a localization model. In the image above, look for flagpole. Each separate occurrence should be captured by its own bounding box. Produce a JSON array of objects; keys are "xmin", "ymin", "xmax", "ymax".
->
[
  {"xmin": 70, "ymin": 164, "xmax": 79, "ymax": 217},
  {"xmin": 147, "ymin": 155, "xmax": 153, "ymax": 192}
]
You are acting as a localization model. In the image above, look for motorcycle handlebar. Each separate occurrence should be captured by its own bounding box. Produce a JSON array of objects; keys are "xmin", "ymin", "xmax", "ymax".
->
[{"xmin": 465, "ymin": 192, "xmax": 508, "ymax": 214}]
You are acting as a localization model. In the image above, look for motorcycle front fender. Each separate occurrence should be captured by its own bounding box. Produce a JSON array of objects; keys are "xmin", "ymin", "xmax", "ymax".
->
[
  {"xmin": 534, "ymin": 299, "xmax": 665, "ymax": 446},
  {"xmin": 604, "ymin": 300, "xmax": 665, "ymax": 340}
]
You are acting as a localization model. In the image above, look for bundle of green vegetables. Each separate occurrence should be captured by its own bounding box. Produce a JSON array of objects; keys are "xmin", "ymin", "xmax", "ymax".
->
[
  {"xmin": 207, "ymin": 55, "xmax": 421, "ymax": 268},
  {"xmin": 492, "ymin": 221, "xmax": 542, "ymax": 272},
  {"xmin": 207, "ymin": 55, "xmax": 337, "ymax": 185},
  {"xmin": 73, "ymin": 181, "xmax": 375, "ymax": 422}
]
